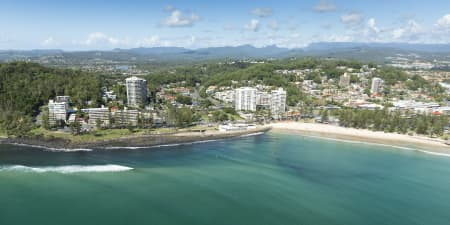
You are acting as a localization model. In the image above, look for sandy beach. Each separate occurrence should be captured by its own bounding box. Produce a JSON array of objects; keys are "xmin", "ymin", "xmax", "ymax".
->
[{"xmin": 270, "ymin": 122, "xmax": 450, "ymax": 155}]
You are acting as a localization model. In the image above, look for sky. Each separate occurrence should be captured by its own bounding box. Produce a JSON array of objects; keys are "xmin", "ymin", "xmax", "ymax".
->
[{"xmin": 1, "ymin": 0, "xmax": 450, "ymax": 50}]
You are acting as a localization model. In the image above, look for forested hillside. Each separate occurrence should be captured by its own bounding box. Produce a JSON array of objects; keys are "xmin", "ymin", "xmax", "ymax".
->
[{"xmin": 0, "ymin": 62, "xmax": 101, "ymax": 136}]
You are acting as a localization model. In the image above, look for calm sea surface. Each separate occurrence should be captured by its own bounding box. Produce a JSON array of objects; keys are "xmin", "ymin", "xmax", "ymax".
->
[{"xmin": 1, "ymin": 131, "xmax": 450, "ymax": 225}]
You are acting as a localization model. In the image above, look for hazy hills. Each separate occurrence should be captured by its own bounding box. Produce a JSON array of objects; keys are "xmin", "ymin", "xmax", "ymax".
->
[{"xmin": 1, "ymin": 42, "xmax": 450, "ymax": 63}]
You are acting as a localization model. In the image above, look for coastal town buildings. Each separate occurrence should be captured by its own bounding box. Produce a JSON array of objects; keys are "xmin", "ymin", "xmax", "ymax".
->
[
  {"xmin": 234, "ymin": 87, "xmax": 257, "ymax": 111},
  {"xmin": 270, "ymin": 88, "xmax": 287, "ymax": 118},
  {"xmin": 256, "ymin": 91, "xmax": 271, "ymax": 108},
  {"xmin": 81, "ymin": 107, "xmax": 110, "ymax": 126},
  {"xmin": 339, "ymin": 73, "xmax": 351, "ymax": 88},
  {"xmin": 214, "ymin": 90, "xmax": 234, "ymax": 103},
  {"xmin": 126, "ymin": 76, "xmax": 147, "ymax": 107},
  {"xmin": 48, "ymin": 98, "xmax": 69, "ymax": 125},
  {"xmin": 371, "ymin": 77, "xmax": 384, "ymax": 94},
  {"xmin": 112, "ymin": 108, "xmax": 139, "ymax": 126}
]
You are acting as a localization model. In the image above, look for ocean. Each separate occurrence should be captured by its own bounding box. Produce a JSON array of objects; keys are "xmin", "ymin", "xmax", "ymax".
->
[{"xmin": 1, "ymin": 131, "xmax": 450, "ymax": 225}]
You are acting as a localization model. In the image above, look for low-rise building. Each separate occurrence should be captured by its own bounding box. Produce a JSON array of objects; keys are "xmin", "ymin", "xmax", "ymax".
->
[
  {"xmin": 214, "ymin": 90, "xmax": 235, "ymax": 103},
  {"xmin": 113, "ymin": 108, "xmax": 139, "ymax": 126},
  {"xmin": 82, "ymin": 107, "xmax": 110, "ymax": 126}
]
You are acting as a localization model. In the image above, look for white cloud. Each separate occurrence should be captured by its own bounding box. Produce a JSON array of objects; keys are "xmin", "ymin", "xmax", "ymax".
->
[
  {"xmin": 367, "ymin": 18, "xmax": 380, "ymax": 33},
  {"xmin": 340, "ymin": 13, "xmax": 363, "ymax": 25},
  {"xmin": 251, "ymin": 8, "xmax": 273, "ymax": 17},
  {"xmin": 436, "ymin": 14, "xmax": 450, "ymax": 29},
  {"xmin": 268, "ymin": 20, "xmax": 279, "ymax": 30},
  {"xmin": 81, "ymin": 32, "xmax": 129, "ymax": 46},
  {"xmin": 164, "ymin": 5, "xmax": 176, "ymax": 12},
  {"xmin": 223, "ymin": 24, "xmax": 237, "ymax": 31},
  {"xmin": 314, "ymin": 1, "xmax": 336, "ymax": 13},
  {"xmin": 163, "ymin": 10, "xmax": 199, "ymax": 27},
  {"xmin": 328, "ymin": 34, "xmax": 354, "ymax": 42},
  {"xmin": 391, "ymin": 20, "xmax": 422, "ymax": 40},
  {"xmin": 244, "ymin": 19, "xmax": 260, "ymax": 32},
  {"xmin": 138, "ymin": 35, "xmax": 163, "ymax": 47},
  {"xmin": 41, "ymin": 36, "xmax": 57, "ymax": 46}
]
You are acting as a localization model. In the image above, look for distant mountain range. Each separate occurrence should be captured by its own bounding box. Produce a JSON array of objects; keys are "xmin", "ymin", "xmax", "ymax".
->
[{"xmin": 1, "ymin": 42, "xmax": 450, "ymax": 63}]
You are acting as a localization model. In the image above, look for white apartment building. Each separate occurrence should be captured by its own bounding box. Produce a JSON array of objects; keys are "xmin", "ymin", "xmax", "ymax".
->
[
  {"xmin": 270, "ymin": 88, "xmax": 287, "ymax": 118},
  {"xmin": 82, "ymin": 107, "xmax": 110, "ymax": 126},
  {"xmin": 55, "ymin": 96, "xmax": 70, "ymax": 103},
  {"xmin": 113, "ymin": 109, "xmax": 139, "ymax": 126},
  {"xmin": 339, "ymin": 73, "xmax": 351, "ymax": 88},
  {"xmin": 234, "ymin": 87, "xmax": 257, "ymax": 111},
  {"xmin": 371, "ymin": 77, "xmax": 384, "ymax": 94},
  {"xmin": 126, "ymin": 76, "xmax": 147, "ymax": 107},
  {"xmin": 214, "ymin": 90, "xmax": 235, "ymax": 103},
  {"xmin": 48, "ymin": 99, "xmax": 68, "ymax": 125},
  {"xmin": 256, "ymin": 91, "xmax": 270, "ymax": 107}
]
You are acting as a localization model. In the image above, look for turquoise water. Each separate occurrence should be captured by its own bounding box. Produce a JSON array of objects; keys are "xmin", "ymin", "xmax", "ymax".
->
[{"xmin": 1, "ymin": 132, "xmax": 450, "ymax": 225}]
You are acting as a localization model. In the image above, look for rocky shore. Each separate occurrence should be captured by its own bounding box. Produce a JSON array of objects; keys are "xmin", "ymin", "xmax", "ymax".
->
[{"xmin": 0, "ymin": 126, "xmax": 271, "ymax": 150}]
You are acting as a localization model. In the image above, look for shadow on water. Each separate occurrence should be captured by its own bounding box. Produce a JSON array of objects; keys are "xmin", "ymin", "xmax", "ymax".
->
[{"xmin": 274, "ymin": 157, "xmax": 386, "ymax": 185}]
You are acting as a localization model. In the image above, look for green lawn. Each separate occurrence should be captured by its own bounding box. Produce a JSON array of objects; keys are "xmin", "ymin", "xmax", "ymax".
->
[
  {"xmin": 0, "ymin": 128, "xmax": 6, "ymax": 138},
  {"xmin": 28, "ymin": 126, "xmax": 190, "ymax": 143}
]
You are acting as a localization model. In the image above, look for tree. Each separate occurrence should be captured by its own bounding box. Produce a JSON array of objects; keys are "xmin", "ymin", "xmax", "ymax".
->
[
  {"xmin": 69, "ymin": 122, "xmax": 82, "ymax": 135},
  {"xmin": 200, "ymin": 99, "xmax": 213, "ymax": 108},
  {"xmin": 41, "ymin": 110, "xmax": 50, "ymax": 130},
  {"xmin": 0, "ymin": 111, "xmax": 34, "ymax": 137},
  {"xmin": 176, "ymin": 95, "xmax": 193, "ymax": 105},
  {"xmin": 321, "ymin": 110, "xmax": 329, "ymax": 122},
  {"xmin": 95, "ymin": 119, "xmax": 103, "ymax": 129},
  {"xmin": 175, "ymin": 107, "xmax": 193, "ymax": 127},
  {"xmin": 211, "ymin": 111, "xmax": 229, "ymax": 122}
]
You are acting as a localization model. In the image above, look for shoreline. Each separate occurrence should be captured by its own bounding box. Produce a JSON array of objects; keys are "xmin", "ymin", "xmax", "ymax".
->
[
  {"xmin": 270, "ymin": 122, "xmax": 450, "ymax": 155},
  {"xmin": 0, "ymin": 127, "xmax": 271, "ymax": 151},
  {"xmin": 3, "ymin": 122, "xmax": 450, "ymax": 156}
]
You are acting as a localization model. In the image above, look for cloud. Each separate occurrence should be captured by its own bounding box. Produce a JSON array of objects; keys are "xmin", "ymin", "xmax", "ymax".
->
[
  {"xmin": 436, "ymin": 14, "xmax": 450, "ymax": 29},
  {"xmin": 251, "ymin": 8, "xmax": 273, "ymax": 17},
  {"xmin": 223, "ymin": 24, "xmax": 237, "ymax": 31},
  {"xmin": 163, "ymin": 9, "xmax": 200, "ymax": 27},
  {"xmin": 244, "ymin": 19, "xmax": 260, "ymax": 32},
  {"xmin": 81, "ymin": 32, "xmax": 129, "ymax": 46},
  {"xmin": 391, "ymin": 20, "xmax": 423, "ymax": 40},
  {"xmin": 321, "ymin": 23, "xmax": 333, "ymax": 29},
  {"xmin": 268, "ymin": 20, "xmax": 279, "ymax": 30},
  {"xmin": 41, "ymin": 36, "xmax": 57, "ymax": 46},
  {"xmin": 314, "ymin": 1, "xmax": 336, "ymax": 13},
  {"xmin": 164, "ymin": 5, "xmax": 176, "ymax": 12},
  {"xmin": 138, "ymin": 35, "xmax": 162, "ymax": 47},
  {"xmin": 340, "ymin": 13, "xmax": 363, "ymax": 25},
  {"xmin": 326, "ymin": 34, "xmax": 354, "ymax": 42},
  {"xmin": 367, "ymin": 18, "xmax": 380, "ymax": 33}
]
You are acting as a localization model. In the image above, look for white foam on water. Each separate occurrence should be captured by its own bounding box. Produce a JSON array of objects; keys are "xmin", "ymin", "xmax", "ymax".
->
[
  {"xmin": 239, "ymin": 132, "xmax": 265, "ymax": 138},
  {"xmin": 102, "ymin": 139, "xmax": 220, "ymax": 150},
  {"xmin": 10, "ymin": 143, "xmax": 92, "ymax": 152},
  {"xmin": 417, "ymin": 150, "xmax": 450, "ymax": 157},
  {"xmin": 0, "ymin": 164, "xmax": 133, "ymax": 173},
  {"xmin": 297, "ymin": 133, "xmax": 450, "ymax": 158},
  {"xmin": 102, "ymin": 146, "xmax": 149, "ymax": 150}
]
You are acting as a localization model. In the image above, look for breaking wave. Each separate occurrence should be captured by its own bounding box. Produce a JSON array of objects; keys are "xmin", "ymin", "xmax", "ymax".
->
[
  {"xmin": 0, "ymin": 164, "xmax": 133, "ymax": 173},
  {"xmin": 102, "ymin": 139, "xmax": 219, "ymax": 150},
  {"xmin": 239, "ymin": 132, "xmax": 265, "ymax": 138},
  {"xmin": 9, "ymin": 143, "xmax": 92, "ymax": 152}
]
